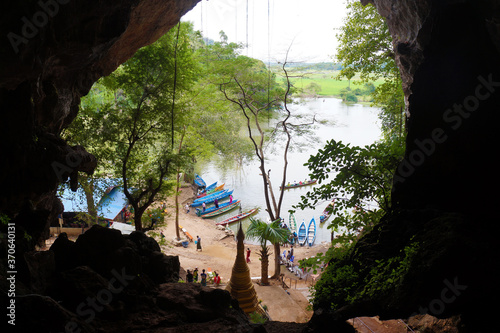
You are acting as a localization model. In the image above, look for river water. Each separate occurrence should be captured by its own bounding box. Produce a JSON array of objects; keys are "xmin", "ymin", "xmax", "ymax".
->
[{"xmin": 197, "ymin": 97, "xmax": 382, "ymax": 245}]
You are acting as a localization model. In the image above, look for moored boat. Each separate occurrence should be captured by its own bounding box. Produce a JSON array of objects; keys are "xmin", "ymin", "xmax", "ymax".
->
[
  {"xmin": 195, "ymin": 200, "xmax": 235, "ymax": 216},
  {"xmin": 193, "ymin": 189, "xmax": 226, "ymax": 203},
  {"xmin": 281, "ymin": 179, "xmax": 317, "ymax": 190},
  {"xmin": 298, "ymin": 220, "xmax": 307, "ymax": 246},
  {"xmin": 307, "ymin": 217, "xmax": 316, "ymax": 247},
  {"xmin": 289, "ymin": 213, "xmax": 297, "ymax": 234},
  {"xmin": 216, "ymin": 208, "xmax": 258, "ymax": 226},
  {"xmin": 194, "ymin": 174, "xmax": 206, "ymax": 188},
  {"xmin": 191, "ymin": 190, "xmax": 233, "ymax": 207},
  {"xmin": 197, "ymin": 183, "xmax": 225, "ymax": 198},
  {"xmin": 201, "ymin": 201, "xmax": 240, "ymax": 218},
  {"xmin": 319, "ymin": 199, "xmax": 335, "ymax": 223}
]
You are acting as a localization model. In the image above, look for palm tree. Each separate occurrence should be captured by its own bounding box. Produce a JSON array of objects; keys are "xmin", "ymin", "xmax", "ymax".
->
[{"xmin": 246, "ymin": 217, "xmax": 289, "ymax": 285}]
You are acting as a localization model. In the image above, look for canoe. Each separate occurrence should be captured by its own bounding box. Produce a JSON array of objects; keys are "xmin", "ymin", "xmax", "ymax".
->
[
  {"xmin": 191, "ymin": 190, "xmax": 233, "ymax": 207},
  {"xmin": 216, "ymin": 208, "xmax": 258, "ymax": 226},
  {"xmin": 319, "ymin": 199, "xmax": 335, "ymax": 223},
  {"xmin": 281, "ymin": 179, "xmax": 317, "ymax": 190},
  {"xmin": 298, "ymin": 220, "xmax": 307, "ymax": 246},
  {"xmin": 307, "ymin": 217, "xmax": 316, "ymax": 247},
  {"xmin": 193, "ymin": 189, "xmax": 226, "ymax": 203},
  {"xmin": 199, "ymin": 181, "xmax": 217, "ymax": 194},
  {"xmin": 201, "ymin": 201, "xmax": 240, "ymax": 218},
  {"xmin": 194, "ymin": 174, "xmax": 206, "ymax": 188},
  {"xmin": 195, "ymin": 200, "xmax": 235, "ymax": 216},
  {"xmin": 289, "ymin": 213, "xmax": 297, "ymax": 234},
  {"xmin": 197, "ymin": 183, "xmax": 224, "ymax": 198}
]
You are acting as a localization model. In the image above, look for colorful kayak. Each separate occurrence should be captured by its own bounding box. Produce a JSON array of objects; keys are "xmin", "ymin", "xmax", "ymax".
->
[
  {"xmin": 194, "ymin": 174, "xmax": 206, "ymax": 188},
  {"xmin": 195, "ymin": 200, "xmax": 235, "ymax": 216},
  {"xmin": 298, "ymin": 220, "xmax": 307, "ymax": 246},
  {"xmin": 201, "ymin": 201, "xmax": 240, "ymax": 218},
  {"xmin": 216, "ymin": 208, "xmax": 258, "ymax": 226},
  {"xmin": 197, "ymin": 183, "xmax": 225, "ymax": 198},
  {"xmin": 307, "ymin": 217, "xmax": 316, "ymax": 247},
  {"xmin": 199, "ymin": 181, "xmax": 217, "ymax": 194},
  {"xmin": 289, "ymin": 213, "xmax": 297, "ymax": 234},
  {"xmin": 191, "ymin": 190, "xmax": 233, "ymax": 207},
  {"xmin": 193, "ymin": 189, "xmax": 226, "ymax": 203},
  {"xmin": 319, "ymin": 199, "xmax": 335, "ymax": 223},
  {"xmin": 281, "ymin": 179, "xmax": 317, "ymax": 190}
]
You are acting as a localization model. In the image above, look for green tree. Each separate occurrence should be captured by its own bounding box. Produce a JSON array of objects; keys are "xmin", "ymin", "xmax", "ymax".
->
[
  {"xmin": 217, "ymin": 47, "xmax": 317, "ymax": 278},
  {"xmin": 335, "ymin": 0, "xmax": 405, "ymax": 140},
  {"xmin": 246, "ymin": 217, "xmax": 290, "ymax": 285},
  {"xmin": 68, "ymin": 22, "xmax": 199, "ymax": 230}
]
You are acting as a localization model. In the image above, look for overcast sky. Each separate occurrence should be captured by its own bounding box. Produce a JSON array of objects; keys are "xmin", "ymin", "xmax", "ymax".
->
[{"xmin": 181, "ymin": 0, "xmax": 348, "ymax": 63}]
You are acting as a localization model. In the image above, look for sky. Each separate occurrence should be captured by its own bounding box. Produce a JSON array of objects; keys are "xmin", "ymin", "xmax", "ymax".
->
[{"xmin": 181, "ymin": 0, "xmax": 348, "ymax": 63}]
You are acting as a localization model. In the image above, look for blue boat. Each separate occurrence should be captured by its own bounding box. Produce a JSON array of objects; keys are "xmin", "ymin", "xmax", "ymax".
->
[
  {"xmin": 194, "ymin": 174, "xmax": 206, "ymax": 188},
  {"xmin": 195, "ymin": 200, "xmax": 236, "ymax": 216},
  {"xmin": 200, "ymin": 181, "xmax": 217, "ymax": 194},
  {"xmin": 298, "ymin": 220, "xmax": 307, "ymax": 246},
  {"xmin": 193, "ymin": 189, "xmax": 227, "ymax": 203},
  {"xmin": 307, "ymin": 217, "xmax": 316, "ymax": 247},
  {"xmin": 191, "ymin": 190, "xmax": 234, "ymax": 207}
]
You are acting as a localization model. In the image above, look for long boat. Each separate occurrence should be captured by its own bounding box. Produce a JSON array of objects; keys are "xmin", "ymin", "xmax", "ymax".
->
[
  {"xmin": 194, "ymin": 174, "xmax": 206, "ymax": 188},
  {"xmin": 193, "ymin": 189, "xmax": 226, "ymax": 203},
  {"xmin": 281, "ymin": 179, "xmax": 317, "ymax": 190},
  {"xmin": 191, "ymin": 190, "xmax": 233, "ymax": 207},
  {"xmin": 289, "ymin": 213, "xmax": 297, "ymax": 234},
  {"xmin": 298, "ymin": 220, "xmax": 307, "ymax": 246},
  {"xmin": 195, "ymin": 200, "xmax": 235, "ymax": 216},
  {"xmin": 307, "ymin": 217, "xmax": 316, "ymax": 247},
  {"xmin": 197, "ymin": 183, "xmax": 224, "ymax": 198},
  {"xmin": 201, "ymin": 201, "xmax": 240, "ymax": 218},
  {"xmin": 198, "ymin": 181, "xmax": 217, "ymax": 194},
  {"xmin": 216, "ymin": 208, "xmax": 258, "ymax": 226},
  {"xmin": 319, "ymin": 199, "xmax": 335, "ymax": 223}
]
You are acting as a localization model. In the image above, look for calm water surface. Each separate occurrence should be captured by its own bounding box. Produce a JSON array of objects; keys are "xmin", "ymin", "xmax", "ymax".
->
[{"xmin": 198, "ymin": 98, "xmax": 382, "ymax": 245}]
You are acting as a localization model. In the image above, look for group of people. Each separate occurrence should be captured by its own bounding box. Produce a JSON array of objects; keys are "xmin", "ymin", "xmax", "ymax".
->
[{"xmin": 185, "ymin": 268, "xmax": 221, "ymax": 287}]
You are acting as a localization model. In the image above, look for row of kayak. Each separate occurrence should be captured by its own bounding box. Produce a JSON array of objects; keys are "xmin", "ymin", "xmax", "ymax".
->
[
  {"xmin": 193, "ymin": 175, "xmax": 258, "ymax": 226},
  {"xmin": 288, "ymin": 213, "xmax": 316, "ymax": 247}
]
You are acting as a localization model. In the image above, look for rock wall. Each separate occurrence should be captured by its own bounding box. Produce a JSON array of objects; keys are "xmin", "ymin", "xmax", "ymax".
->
[
  {"xmin": 308, "ymin": 1, "xmax": 500, "ymax": 331},
  {"xmin": 0, "ymin": 0, "xmax": 199, "ymax": 247}
]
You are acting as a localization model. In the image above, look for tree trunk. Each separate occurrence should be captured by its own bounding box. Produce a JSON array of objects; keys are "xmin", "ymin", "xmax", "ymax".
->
[
  {"xmin": 272, "ymin": 242, "xmax": 281, "ymax": 279},
  {"xmin": 261, "ymin": 247, "xmax": 270, "ymax": 285}
]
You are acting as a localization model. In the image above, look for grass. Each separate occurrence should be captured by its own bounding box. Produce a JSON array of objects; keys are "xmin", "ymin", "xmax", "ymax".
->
[{"xmin": 282, "ymin": 70, "xmax": 385, "ymax": 97}]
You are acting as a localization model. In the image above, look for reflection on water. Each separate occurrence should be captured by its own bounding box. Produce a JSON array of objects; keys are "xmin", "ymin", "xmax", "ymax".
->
[{"xmin": 198, "ymin": 98, "xmax": 382, "ymax": 245}]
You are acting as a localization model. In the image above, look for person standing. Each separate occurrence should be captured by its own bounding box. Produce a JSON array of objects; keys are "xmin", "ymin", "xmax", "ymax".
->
[
  {"xmin": 202, "ymin": 202, "xmax": 206, "ymax": 212},
  {"xmin": 246, "ymin": 248, "xmax": 251, "ymax": 263},
  {"xmin": 229, "ymin": 194, "xmax": 233, "ymax": 204},
  {"xmin": 193, "ymin": 268, "xmax": 199, "ymax": 282},
  {"xmin": 186, "ymin": 270, "xmax": 193, "ymax": 283},
  {"xmin": 196, "ymin": 235, "xmax": 202, "ymax": 251},
  {"xmin": 185, "ymin": 203, "xmax": 190, "ymax": 214},
  {"xmin": 214, "ymin": 198, "xmax": 219, "ymax": 208},
  {"xmin": 200, "ymin": 269, "xmax": 207, "ymax": 286}
]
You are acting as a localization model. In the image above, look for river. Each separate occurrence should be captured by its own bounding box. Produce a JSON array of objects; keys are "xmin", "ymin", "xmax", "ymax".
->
[{"xmin": 197, "ymin": 97, "xmax": 382, "ymax": 245}]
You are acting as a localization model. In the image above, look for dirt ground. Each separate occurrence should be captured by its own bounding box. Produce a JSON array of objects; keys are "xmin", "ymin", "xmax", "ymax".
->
[
  {"xmin": 44, "ymin": 183, "xmax": 411, "ymax": 330},
  {"xmin": 149, "ymin": 183, "xmax": 331, "ymax": 323}
]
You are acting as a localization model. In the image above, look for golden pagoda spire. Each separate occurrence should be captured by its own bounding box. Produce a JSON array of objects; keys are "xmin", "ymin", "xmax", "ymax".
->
[{"xmin": 226, "ymin": 223, "xmax": 266, "ymax": 317}]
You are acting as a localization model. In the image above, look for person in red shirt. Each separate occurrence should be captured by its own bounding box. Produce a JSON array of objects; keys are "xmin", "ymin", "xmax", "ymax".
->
[
  {"xmin": 213, "ymin": 272, "xmax": 221, "ymax": 287},
  {"xmin": 246, "ymin": 248, "xmax": 251, "ymax": 263}
]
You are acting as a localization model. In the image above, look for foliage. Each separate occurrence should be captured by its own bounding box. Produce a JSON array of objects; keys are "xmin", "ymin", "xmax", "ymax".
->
[
  {"xmin": 310, "ymin": 241, "xmax": 420, "ymax": 310},
  {"xmin": 297, "ymin": 138, "xmax": 404, "ymax": 245},
  {"xmin": 246, "ymin": 217, "xmax": 290, "ymax": 284},
  {"xmin": 249, "ymin": 311, "xmax": 267, "ymax": 324},
  {"xmin": 335, "ymin": 0, "xmax": 405, "ymax": 139}
]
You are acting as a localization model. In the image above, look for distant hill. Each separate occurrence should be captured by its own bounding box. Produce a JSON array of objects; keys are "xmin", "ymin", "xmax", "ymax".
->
[{"xmin": 270, "ymin": 62, "xmax": 343, "ymax": 71}]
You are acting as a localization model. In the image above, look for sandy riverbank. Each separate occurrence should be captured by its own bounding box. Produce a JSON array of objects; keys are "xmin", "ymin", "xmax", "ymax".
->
[{"xmin": 150, "ymin": 183, "xmax": 330, "ymax": 322}]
